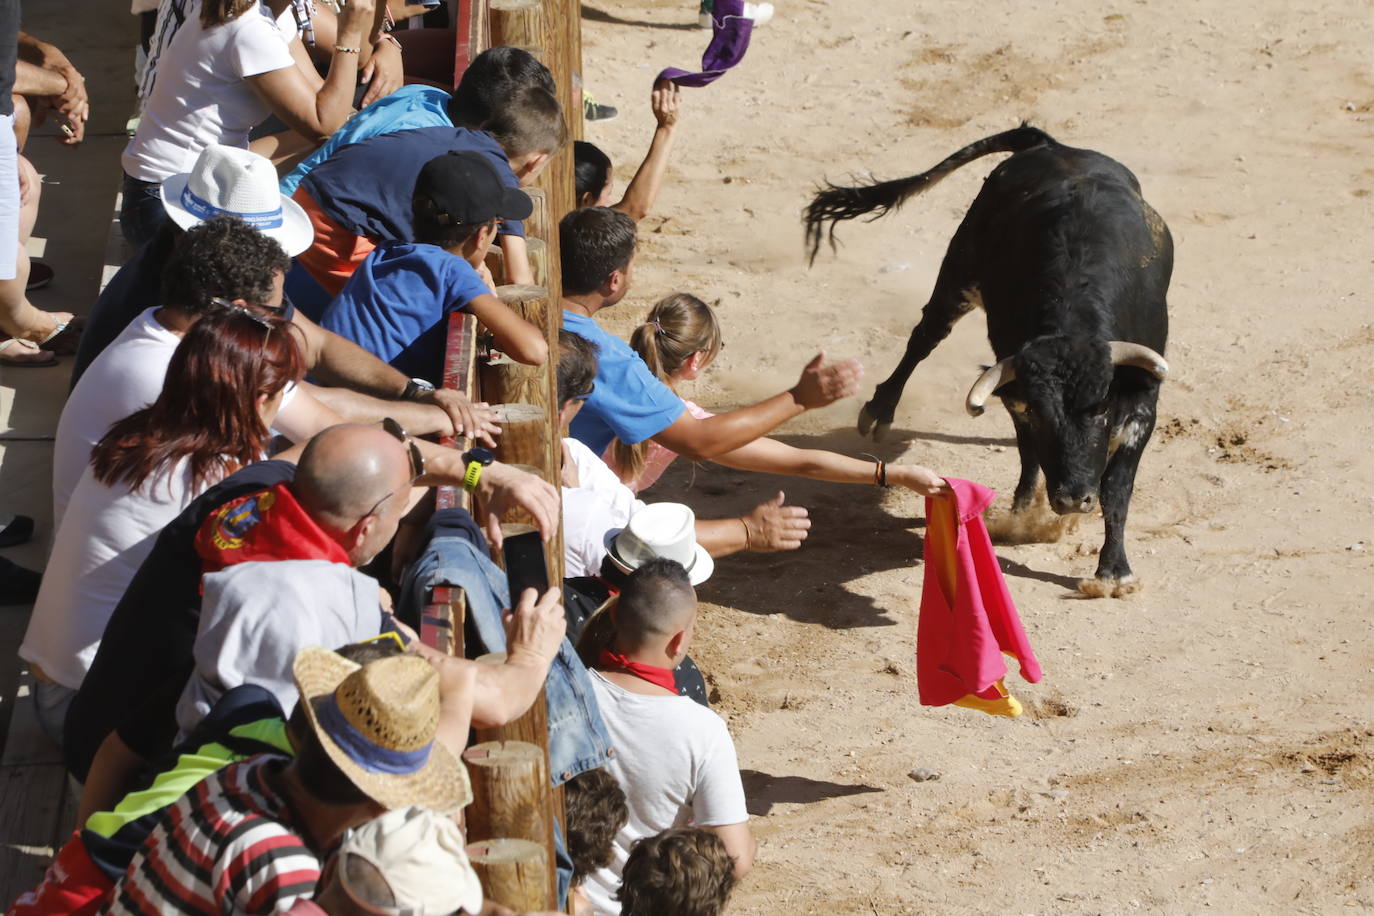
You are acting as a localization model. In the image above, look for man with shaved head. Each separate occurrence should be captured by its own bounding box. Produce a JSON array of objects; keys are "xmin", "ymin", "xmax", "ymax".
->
[
  {"xmin": 65, "ymin": 421, "xmax": 562, "ymax": 821},
  {"xmin": 580, "ymin": 559, "xmax": 755, "ymax": 915}
]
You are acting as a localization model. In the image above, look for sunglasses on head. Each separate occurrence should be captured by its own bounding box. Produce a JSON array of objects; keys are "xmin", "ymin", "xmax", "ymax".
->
[
  {"xmin": 360, "ymin": 419, "xmax": 427, "ymax": 520},
  {"xmin": 208, "ymin": 297, "xmax": 285, "ymax": 330}
]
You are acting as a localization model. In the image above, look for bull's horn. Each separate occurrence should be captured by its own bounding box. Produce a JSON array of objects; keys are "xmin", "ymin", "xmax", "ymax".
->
[
  {"xmin": 965, "ymin": 358, "xmax": 1016, "ymax": 417},
  {"xmin": 1109, "ymin": 341, "xmax": 1169, "ymax": 380}
]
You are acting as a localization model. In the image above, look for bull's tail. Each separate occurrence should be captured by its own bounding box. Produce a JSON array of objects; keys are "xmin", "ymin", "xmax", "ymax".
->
[{"xmin": 804, "ymin": 124, "xmax": 1057, "ymax": 264}]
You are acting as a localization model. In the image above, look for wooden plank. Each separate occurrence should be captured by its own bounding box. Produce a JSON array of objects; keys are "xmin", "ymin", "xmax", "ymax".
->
[{"xmin": 0, "ymin": 764, "xmax": 72, "ymax": 907}]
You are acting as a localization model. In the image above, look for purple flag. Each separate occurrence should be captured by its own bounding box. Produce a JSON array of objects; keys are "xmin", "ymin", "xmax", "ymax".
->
[{"xmin": 656, "ymin": 0, "xmax": 755, "ymax": 88}]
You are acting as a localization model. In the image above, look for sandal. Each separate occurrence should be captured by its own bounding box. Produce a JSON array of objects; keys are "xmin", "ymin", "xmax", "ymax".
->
[
  {"xmin": 37, "ymin": 314, "xmax": 83, "ymax": 356},
  {"xmin": 0, "ymin": 336, "xmax": 57, "ymax": 367},
  {"xmin": 0, "ymin": 556, "xmax": 42, "ymax": 606},
  {"xmin": 26, "ymin": 260, "xmax": 53, "ymax": 291}
]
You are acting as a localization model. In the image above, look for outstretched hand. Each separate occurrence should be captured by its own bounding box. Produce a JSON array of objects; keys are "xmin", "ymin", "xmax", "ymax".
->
[
  {"xmin": 888, "ymin": 464, "xmax": 951, "ymax": 498},
  {"xmin": 650, "ymin": 79, "xmax": 680, "ymax": 128},
  {"xmin": 477, "ymin": 462, "xmax": 561, "ymax": 547},
  {"xmin": 791, "ymin": 351, "xmax": 863, "ymax": 409},
  {"xmin": 421, "ymin": 388, "xmax": 500, "ymax": 446},
  {"xmin": 742, "ymin": 491, "xmax": 811, "ymax": 552}
]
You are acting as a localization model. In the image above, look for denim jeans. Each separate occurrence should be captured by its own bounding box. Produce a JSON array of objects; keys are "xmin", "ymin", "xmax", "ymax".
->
[
  {"xmin": 400, "ymin": 528, "xmax": 613, "ymax": 908},
  {"xmin": 120, "ymin": 173, "xmax": 166, "ymax": 248},
  {"xmin": 399, "ymin": 528, "xmax": 616, "ymax": 783}
]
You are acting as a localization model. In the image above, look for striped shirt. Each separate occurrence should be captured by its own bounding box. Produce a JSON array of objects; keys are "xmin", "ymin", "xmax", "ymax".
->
[{"xmin": 101, "ymin": 755, "xmax": 321, "ymax": 916}]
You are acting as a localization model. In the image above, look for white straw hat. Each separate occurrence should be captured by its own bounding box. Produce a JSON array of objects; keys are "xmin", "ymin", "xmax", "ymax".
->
[
  {"xmin": 161, "ymin": 144, "xmax": 313, "ymax": 256},
  {"xmin": 339, "ymin": 806, "xmax": 484, "ymax": 916},
  {"xmin": 604, "ymin": 502, "xmax": 714, "ymax": 585}
]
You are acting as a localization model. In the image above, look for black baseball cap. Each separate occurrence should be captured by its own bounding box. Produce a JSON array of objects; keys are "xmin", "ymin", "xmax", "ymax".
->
[{"xmin": 414, "ymin": 150, "xmax": 534, "ymax": 226}]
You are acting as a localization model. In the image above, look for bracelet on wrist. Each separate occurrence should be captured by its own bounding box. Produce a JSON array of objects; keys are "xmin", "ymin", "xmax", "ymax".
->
[{"xmin": 334, "ymin": 44, "xmax": 360, "ymax": 53}]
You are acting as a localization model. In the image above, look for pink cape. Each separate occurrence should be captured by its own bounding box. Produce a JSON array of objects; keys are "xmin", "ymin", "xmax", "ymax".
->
[{"xmin": 918, "ymin": 479, "xmax": 1042, "ymax": 708}]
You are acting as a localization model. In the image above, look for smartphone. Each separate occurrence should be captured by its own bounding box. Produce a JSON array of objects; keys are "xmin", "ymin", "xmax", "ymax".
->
[{"xmin": 503, "ymin": 529, "xmax": 548, "ymax": 603}]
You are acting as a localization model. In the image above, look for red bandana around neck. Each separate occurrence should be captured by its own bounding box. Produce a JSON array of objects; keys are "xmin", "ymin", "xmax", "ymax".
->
[
  {"xmin": 195, "ymin": 482, "xmax": 350, "ymax": 576},
  {"xmin": 598, "ymin": 650, "xmax": 678, "ymax": 693}
]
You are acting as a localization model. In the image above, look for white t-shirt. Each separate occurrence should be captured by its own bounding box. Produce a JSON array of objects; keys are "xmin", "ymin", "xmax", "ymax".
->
[
  {"xmin": 176, "ymin": 560, "xmax": 385, "ymax": 738},
  {"xmin": 52, "ymin": 308, "xmax": 297, "ymax": 531},
  {"xmin": 21, "ymin": 459, "xmax": 203, "ymax": 689},
  {"xmin": 582, "ymin": 671, "xmax": 749, "ymax": 915},
  {"xmin": 122, "ymin": 1, "xmax": 297, "ymax": 182},
  {"xmin": 562, "ymin": 437, "xmax": 646, "ymax": 579}
]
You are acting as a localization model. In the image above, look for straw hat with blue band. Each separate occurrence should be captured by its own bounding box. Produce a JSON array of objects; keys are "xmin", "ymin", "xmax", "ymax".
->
[
  {"xmin": 293, "ymin": 647, "xmax": 472, "ymax": 814},
  {"xmin": 161, "ymin": 144, "xmax": 314, "ymax": 256}
]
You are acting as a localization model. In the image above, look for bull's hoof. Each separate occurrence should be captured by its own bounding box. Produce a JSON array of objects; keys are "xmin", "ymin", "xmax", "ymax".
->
[
  {"xmin": 857, "ymin": 403, "xmax": 877, "ymax": 436},
  {"xmin": 1077, "ymin": 575, "xmax": 1141, "ymax": 599},
  {"xmin": 857, "ymin": 403, "xmax": 894, "ymax": 442}
]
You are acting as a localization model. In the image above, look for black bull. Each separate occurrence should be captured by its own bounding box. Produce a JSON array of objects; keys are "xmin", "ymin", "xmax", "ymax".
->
[{"xmin": 804, "ymin": 127, "xmax": 1171, "ymax": 598}]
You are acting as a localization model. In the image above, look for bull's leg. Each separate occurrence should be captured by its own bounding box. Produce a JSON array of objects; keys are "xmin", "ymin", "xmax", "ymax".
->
[
  {"xmin": 1008, "ymin": 411, "xmax": 1040, "ymax": 511},
  {"xmin": 859, "ymin": 284, "xmax": 977, "ymax": 441},
  {"xmin": 1080, "ymin": 404, "xmax": 1157, "ymax": 599}
]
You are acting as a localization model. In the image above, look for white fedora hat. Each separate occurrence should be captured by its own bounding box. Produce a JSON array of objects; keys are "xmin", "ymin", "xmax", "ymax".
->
[
  {"xmin": 161, "ymin": 144, "xmax": 313, "ymax": 256},
  {"xmin": 604, "ymin": 502, "xmax": 714, "ymax": 585}
]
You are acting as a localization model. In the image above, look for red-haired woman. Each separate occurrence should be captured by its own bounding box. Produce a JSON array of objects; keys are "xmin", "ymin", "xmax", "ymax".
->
[{"xmin": 20, "ymin": 309, "xmax": 303, "ymax": 745}]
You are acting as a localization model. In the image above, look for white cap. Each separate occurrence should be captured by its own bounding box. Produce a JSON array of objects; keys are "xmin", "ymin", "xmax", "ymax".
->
[
  {"xmin": 604, "ymin": 502, "xmax": 714, "ymax": 585},
  {"xmin": 339, "ymin": 807, "xmax": 484, "ymax": 916},
  {"xmin": 161, "ymin": 144, "xmax": 313, "ymax": 256}
]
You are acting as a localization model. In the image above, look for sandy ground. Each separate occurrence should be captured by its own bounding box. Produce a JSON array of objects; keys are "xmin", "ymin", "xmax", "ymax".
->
[{"xmin": 581, "ymin": 1, "xmax": 1374, "ymax": 912}]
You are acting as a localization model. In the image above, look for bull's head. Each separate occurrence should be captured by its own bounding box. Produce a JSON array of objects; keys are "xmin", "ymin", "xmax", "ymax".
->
[{"xmin": 965, "ymin": 337, "xmax": 1168, "ymax": 515}]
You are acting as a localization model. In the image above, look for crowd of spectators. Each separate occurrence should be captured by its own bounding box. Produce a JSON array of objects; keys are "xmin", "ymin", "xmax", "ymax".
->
[{"xmin": 1, "ymin": 2, "xmax": 949, "ymax": 913}]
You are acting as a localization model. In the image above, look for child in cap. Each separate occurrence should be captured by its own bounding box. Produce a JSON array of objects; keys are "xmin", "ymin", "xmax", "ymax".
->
[{"xmin": 319, "ymin": 150, "xmax": 548, "ymax": 383}]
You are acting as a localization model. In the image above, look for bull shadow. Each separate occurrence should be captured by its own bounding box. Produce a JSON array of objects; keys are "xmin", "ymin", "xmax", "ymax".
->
[
  {"xmin": 740, "ymin": 769, "xmax": 883, "ymax": 817},
  {"xmin": 581, "ymin": 5, "xmax": 700, "ymax": 30}
]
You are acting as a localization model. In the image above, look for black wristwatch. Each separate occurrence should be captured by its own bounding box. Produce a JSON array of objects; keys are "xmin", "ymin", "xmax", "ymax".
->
[
  {"xmin": 461, "ymin": 447, "xmax": 495, "ymax": 492},
  {"xmin": 401, "ymin": 378, "xmax": 436, "ymax": 401}
]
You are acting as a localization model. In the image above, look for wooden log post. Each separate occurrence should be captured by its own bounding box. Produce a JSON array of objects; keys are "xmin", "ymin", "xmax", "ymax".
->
[
  {"xmin": 524, "ymin": 188, "xmax": 549, "ymax": 242},
  {"xmin": 463, "ymin": 741, "xmax": 548, "ymax": 845},
  {"xmin": 466, "ymin": 839, "xmax": 549, "ymax": 912},
  {"xmin": 489, "ymin": 0, "xmax": 543, "ymax": 51}
]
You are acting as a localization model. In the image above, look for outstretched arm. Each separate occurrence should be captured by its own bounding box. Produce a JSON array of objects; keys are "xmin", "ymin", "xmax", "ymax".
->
[
  {"xmin": 695, "ymin": 491, "xmax": 810, "ymax": 557},
  {"xmin": 716, "ymin": 436, "xmax": 950, "ymax": 496},
  {"xmin": 652, "ymin": 352, "xmax": 863, "ymax": 461},
  {"xmin": 613, "ymin": 80, "xmax": 679, "ymax": 222}
]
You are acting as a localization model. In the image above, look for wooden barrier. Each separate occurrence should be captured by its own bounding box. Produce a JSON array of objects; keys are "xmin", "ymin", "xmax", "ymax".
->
[
  {"xmin": 463, "ymin": 741, "xmax": 548, "ymax": 845},
  {"xmin": 467, "ymin": 839, "xmax": 549, "ymax": 911},
  {"xmin": 444, "ymin": 1, "xmax": 586, "ymax": 907}
]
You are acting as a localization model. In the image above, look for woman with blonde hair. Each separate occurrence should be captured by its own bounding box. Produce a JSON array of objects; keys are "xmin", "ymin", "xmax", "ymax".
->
[{"xmin": 608, "ymin": 293, "xmax": 949, "ymax": 497}]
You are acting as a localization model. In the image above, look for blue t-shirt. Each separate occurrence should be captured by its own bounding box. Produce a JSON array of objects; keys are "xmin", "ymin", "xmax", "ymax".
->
[
  {"xmin": 279, "ymin": 85, "xmax": 453, "ymax": 195},
  {"xmin": 319, "ymin": 241, "xmax": 490, "ymax": 382},
  {"xmin": 298, "ymin": 126, "xmax": 525, "ymax": 243},
  {"xmin": 564, "ymin": 310, "xmax": 686, "ymax": 454}
]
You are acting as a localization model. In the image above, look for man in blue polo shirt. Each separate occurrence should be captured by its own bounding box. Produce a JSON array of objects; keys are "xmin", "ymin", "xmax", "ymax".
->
[{"xmin": 559, "ymin": 206, "xmax": 865, "ymax": 463}]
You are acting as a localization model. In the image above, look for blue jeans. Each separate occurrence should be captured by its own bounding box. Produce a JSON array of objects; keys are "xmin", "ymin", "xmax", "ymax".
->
[
  {"xmin": 400, "ymin": 530, "xmax": 615, "ymax": 782},
  {"xmin": 120, "ymin": 173, "xmax": 166, "ymax": 248},
  {"xmin": 400, "ymin": 527, "xmax": 613, "ymax": 908}
]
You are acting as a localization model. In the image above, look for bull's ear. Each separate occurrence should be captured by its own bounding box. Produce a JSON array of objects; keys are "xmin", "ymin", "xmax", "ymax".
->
[
  {"xmin": 965, "ymin": 358, "xmax": 1016, "ymax": 416},
  {"xmin": 1108, "ymin": 342, "xmax": 1168, "ymax": 380}
]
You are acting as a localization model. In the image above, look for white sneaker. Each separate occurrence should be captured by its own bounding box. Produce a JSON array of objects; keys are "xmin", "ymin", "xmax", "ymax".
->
[{"xmin": 699, "ymin": 2, "xmax": 774, "ymax": 28}]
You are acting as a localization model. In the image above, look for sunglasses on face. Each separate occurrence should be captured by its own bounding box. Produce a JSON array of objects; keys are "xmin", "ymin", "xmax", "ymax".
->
[{"xmin": 574, "ymin": 382, "xmax": 595, "ymax": 403}]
